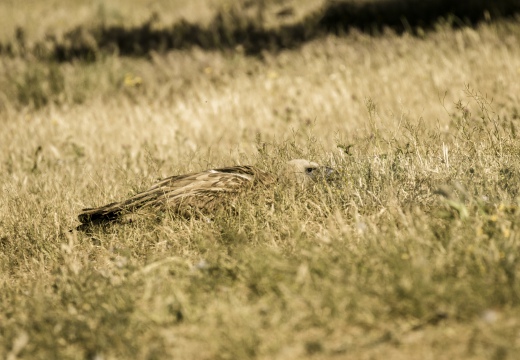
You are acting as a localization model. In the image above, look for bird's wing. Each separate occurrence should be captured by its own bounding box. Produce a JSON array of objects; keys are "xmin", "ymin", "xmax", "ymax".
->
[{"xmin": 78, "ymin": 165, "xmax": 273, "ymax": 223}]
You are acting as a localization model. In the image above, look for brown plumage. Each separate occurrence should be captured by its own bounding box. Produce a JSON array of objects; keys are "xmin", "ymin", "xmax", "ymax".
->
[{"xmin": 78, "ymin": 159, "xmax": 331, "ymax": 226}]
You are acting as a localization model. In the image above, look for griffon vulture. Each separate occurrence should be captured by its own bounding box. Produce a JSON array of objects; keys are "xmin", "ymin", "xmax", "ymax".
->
[{"xmin": 78, "ymin": 159, "xmax": 332, "ymax": 226}]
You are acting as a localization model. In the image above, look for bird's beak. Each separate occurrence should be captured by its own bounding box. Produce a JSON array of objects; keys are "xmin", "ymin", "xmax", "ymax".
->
[
  {"xmin": 325, "ymin": 167, "xmax": 335, "ymax": 178},
  {"xmin": 317, "ymin": 166, "xmax": 336, "ymax": 181}
]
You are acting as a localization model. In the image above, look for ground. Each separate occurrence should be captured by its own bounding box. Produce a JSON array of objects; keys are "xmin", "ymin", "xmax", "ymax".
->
[{"xmin": 1, "ymin": 1, "xmax": 520, "ymax": 359}]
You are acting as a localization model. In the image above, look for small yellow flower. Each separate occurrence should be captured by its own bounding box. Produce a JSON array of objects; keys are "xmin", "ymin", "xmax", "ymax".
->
[
  {"xmin": 204, "ymin": 67, "xmax": 212, "ymax": 74},
  {"xmin": 124, "ymin": 73, "xmax": 143, "ymax": 87},
  {"xmin": 268, "ymin": 70, "xmax": 278, "ymax": 79}
]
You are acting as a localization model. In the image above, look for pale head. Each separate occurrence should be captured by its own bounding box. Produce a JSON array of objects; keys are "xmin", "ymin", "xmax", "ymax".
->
[{"xmin": 280, "ymin": 159, "xmax": 334, "ymax": 186}]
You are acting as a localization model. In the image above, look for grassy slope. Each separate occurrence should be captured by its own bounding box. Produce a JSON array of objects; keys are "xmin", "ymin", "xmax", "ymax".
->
[
  {"xmin": 0, "ymin": 0, "xmax": 217, "ymax": 43},
  {"xmin": 2, "ymin": 2, "xmax": 520, "ymax": 359}
]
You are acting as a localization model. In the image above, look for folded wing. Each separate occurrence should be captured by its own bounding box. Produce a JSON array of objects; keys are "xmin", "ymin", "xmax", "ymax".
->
[{"xmin": 78, "ymin": 165, "xmax": 274, "ymax": 224}]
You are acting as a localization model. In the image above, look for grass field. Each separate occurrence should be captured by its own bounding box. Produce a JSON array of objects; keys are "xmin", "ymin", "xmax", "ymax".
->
[{"xmin": 2, "ymin": 1, "xmax": 520, "ymax": 359}]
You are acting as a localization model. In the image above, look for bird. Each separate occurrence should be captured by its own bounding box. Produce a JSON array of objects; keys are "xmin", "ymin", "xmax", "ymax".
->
[{"xmin": 78, "ymin": 159, "xmax": 333, "ymax": 227}]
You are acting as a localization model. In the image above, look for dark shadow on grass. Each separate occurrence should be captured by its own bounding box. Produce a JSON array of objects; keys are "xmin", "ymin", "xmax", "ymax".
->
[
  {"xmin": 2, "ymin": 0, "xmax": 520, "ymax": 61},
  {"xmin": 318, "ymin": 0, "xmax": 520, "ymax": 33}
]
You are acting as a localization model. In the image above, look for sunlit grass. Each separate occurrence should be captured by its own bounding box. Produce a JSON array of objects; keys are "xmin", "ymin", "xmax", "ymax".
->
[{"xmin": 1, "ymin": 3, "xmax": 520, "ymax": 359}]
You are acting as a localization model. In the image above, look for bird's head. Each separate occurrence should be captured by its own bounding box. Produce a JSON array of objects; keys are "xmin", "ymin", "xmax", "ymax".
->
[{"xmin": 280, "ymin": 159, "xmax": 335, "ymax": 186}]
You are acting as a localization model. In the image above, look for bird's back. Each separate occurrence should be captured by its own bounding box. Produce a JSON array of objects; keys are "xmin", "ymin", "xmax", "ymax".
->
[{"xmin": 78, "ymin": 165, "xmax": 274, "ymax": 224}]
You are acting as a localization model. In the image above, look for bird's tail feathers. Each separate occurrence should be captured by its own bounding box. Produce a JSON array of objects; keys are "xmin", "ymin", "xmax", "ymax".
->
[{"xmin": 78, "ymin": 188, "xmax": 165, "ymax": 224}]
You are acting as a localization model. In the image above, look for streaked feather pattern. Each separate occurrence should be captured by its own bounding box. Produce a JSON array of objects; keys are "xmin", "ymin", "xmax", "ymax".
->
[
  {"xmin": 78, "ymin": 165, "xmax": 274, "ymax": 224},
  {"xmin": 78, "ymin": 159, "xmax": 331, "ymax": 226}
]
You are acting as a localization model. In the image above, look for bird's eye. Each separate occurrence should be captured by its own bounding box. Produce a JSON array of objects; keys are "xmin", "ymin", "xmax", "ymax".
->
[{"xmin": 305, "ymin": 167, "xmax": 314, "ymax": 174}]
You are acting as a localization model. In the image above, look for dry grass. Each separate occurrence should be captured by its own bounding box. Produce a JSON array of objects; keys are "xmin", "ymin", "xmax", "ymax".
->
[
  {"xmin": 1, "ymin": 1, "xmax": 520, "ymax": 359},
  {"xmin": 0, "ymin": 0, "xmax": 324, "ymax": 44},
  {"xmin": 0, "ymin": 0, "xmax": 217, "ymax": 43}
]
